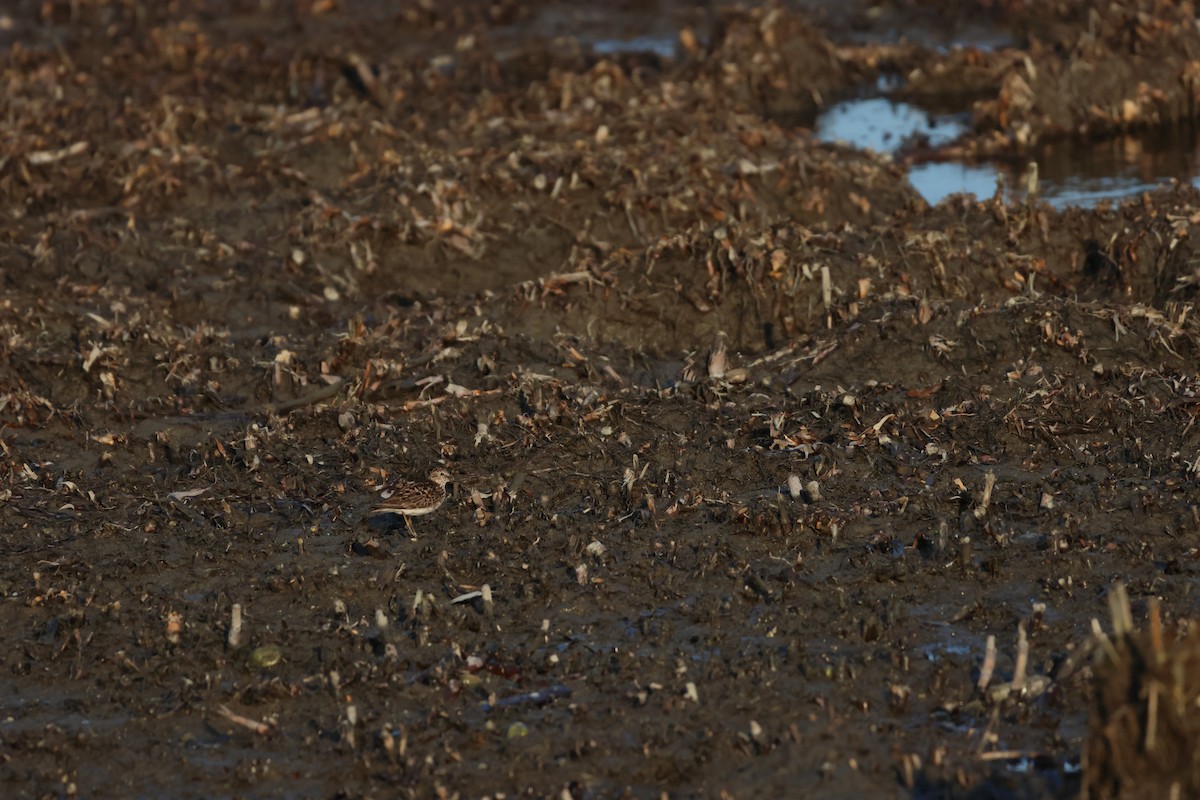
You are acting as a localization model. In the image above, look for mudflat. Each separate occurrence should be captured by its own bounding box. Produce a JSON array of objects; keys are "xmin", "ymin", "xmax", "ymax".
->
[{"xmin": 3, "ymin": 1, "xmax": 1200, "ymax": 797}]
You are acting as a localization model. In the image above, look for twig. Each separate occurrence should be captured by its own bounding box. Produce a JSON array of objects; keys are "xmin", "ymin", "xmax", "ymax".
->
[
  {"xmin": 480, "ymin": 684, "xmax": 571, "ymax": 713},
  {"xmin": 399, "ymin": 387, "xmax": 502, "ymax": 411},
  {"xmin": 973, "ymin": 470, "xmax": 996, "ymax": 519},
  {"xmin": 1012, "ymin": 622, "xmax": 1028, "ymax": 693},
  {"xmin": 977, "ymin": 635, "xmax": 997, "ymax": 693},
  {"xmin": 262, "ymin": 379, "xmax": 346, "ymax": 415},
  {"xmin": 1108, "ymin": 583, "xmax": 1133, "ymax": 637},
  {"xmin": 481, "ymin": 583, "xmax": 495, "ymax": 618},
  {"xmin": 977, "ymin": 750, "xmax": 1041, "ymax": 761},
  {"xmin": 215, "ymin": 705, "xmax": 276, "ymax": 736},
  {"xmin": 1149, "ymin": 597, "xmax": 1164, "ymax": 665},
  {"xmin": 227, "ymin": 604, "xmax": 243, "ymax": 649},
  {"xmin": 1146, "ymin": 681, "xmax": 1159, "ymax": 752}
]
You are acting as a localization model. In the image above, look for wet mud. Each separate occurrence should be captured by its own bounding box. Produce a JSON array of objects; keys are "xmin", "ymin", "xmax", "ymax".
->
[{"xmin": 3, "ymin": 1, "xmax": 1200, "ymax": 798}]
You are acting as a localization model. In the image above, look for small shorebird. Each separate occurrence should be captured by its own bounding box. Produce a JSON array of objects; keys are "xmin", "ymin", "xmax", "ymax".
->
[{"xmin": 369, "ymin": 468, "xmax": 451, "ymax": 534}]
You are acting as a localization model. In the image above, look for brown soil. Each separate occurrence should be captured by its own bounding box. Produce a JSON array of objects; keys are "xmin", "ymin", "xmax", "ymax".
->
[{"xmin": 3, "ymin": 1, "xmax": 1200, "ymax": 798}]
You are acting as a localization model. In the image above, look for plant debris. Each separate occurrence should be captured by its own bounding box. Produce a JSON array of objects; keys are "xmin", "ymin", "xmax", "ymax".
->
[{"xmin": 2, "ymin": 0, "xmax": 1200, "ymax": 797}]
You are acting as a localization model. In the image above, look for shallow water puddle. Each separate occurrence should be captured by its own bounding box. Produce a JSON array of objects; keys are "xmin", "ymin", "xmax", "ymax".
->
[
  {"xmin": 817, "ymin": 97, "xmax": 1199, "ymax": 208},
  {"xmin": 817, "ymin": 97, "xmax": 967, "ymax": 156},
  {"xmin": 591, "ymin": 34, "xmax": 678, "ymax": 59},
  {"xmin": 502, "ymin": 2, "xmax": 696, "ymax": 59}
]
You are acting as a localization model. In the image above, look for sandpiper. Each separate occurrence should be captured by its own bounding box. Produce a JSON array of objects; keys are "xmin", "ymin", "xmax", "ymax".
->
[{"xmin": 369, "ymin": 468, "xmax": 452, "ymax": 534}]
